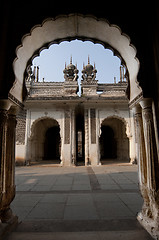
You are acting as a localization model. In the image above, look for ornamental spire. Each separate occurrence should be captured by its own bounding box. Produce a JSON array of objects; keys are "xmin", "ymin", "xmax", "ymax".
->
[
  {"xmin": 70, "ymin": 55, "xmax": 72, "ymax": 64},
  {"xmin": 88, "ymin": 55, "xmax": 90, "ymax": 64}
]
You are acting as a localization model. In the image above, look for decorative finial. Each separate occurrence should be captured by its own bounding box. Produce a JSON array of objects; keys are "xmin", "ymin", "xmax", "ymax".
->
[
  {"xmin": 65, "ymin": 62, "xmax": 66, "ymax": 69},
  {"xmin": 88, "ymin": 55, "xmax": 90, "ymax": 64},
  {"xmin": 70, "ymin": 55, "xmax": 72, "ymax": 64},
  {"xmin": 94, "ymin": 62, "xmax": 96, "ymax": 69},
  {"xmin": 83, "ymin": 62, "xmax": 85, "ymax": 68}
]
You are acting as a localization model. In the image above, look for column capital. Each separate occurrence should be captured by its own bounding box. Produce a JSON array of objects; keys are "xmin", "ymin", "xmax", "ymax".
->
[
  {"xmin": 8, "ymin": 106, "xmax": 19, "ymax": 116},
  {"xmin": 139, "ymin": 98, "xmax": 152, "ymax": 109},
  {"xmin": 133, "ymin": 104, "xmax": 142, "ymax": 115},
  {"xmin": 0, "ymin": 99, "xmax": 12, "ymax": 111}
]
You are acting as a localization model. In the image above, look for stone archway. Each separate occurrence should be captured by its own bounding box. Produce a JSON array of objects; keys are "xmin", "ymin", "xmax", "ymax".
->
[
  {"xmin": 100, "ymin": 117, "xmax": 129, "ymax": 163},
  {"xmin": 0, "ymin": 13, "xmax": 158, "ymax": 238},
  {"xmin": 27, "ymin": 117, "xmax": 61, "ymax": 164},
  {"xmin": 11, "ymin": 14, "xmax": 142, "ymax": 105}
]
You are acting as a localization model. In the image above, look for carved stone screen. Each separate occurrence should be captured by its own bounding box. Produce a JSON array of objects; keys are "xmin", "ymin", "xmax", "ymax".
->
[
  {"xmin": 64, "ymin": 110, "xmax": 70, "ymax": 144},
  {"xmin": 90, "ymin": 109, "xmax": 96, "ymax": 144}
]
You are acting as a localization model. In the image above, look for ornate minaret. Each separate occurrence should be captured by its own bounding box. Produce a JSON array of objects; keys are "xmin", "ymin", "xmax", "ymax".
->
[
  {"xmin": 81, "ymin": 56, "xmax": 97, "ymax": 83},
  {"xmin": 81, "ymin": 56, "xmax": 98, "ymax": 96},
  {"xmin": 63, "ymin": 56, "xmax": 79, "ymax": 82},
  {"xmin": 63, "ymin": 57, "xmax": 79, "ymax": 96}
]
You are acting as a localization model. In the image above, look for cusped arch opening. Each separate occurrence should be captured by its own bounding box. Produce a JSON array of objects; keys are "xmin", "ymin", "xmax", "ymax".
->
[
  {"xmin": 100, "ymin": 116, "xmax": 129, "ymax": 164},
  {"xmin": 28, "ymin": 117, "xmax": 61, "ymax": 164},
  {"xmin": 11, "ymin": 14, "xmax": 141, "ymax": 105}
]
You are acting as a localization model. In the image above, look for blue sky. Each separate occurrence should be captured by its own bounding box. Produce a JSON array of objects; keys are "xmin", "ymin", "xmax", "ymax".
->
[{"xmin": 33, "ymin": 40, "xmax": 121, "ymax": 83}]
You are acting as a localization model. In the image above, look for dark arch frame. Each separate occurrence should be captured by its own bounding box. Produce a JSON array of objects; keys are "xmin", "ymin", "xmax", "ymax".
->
[{"xmin": 11, "ymin": 14, "xmax": 141, "ymax": 105}]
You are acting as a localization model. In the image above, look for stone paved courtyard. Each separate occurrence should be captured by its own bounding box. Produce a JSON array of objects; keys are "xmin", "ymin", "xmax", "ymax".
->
[{"xmin": 6, "ymin": 163, "xmax": 153, "ymax": 239}]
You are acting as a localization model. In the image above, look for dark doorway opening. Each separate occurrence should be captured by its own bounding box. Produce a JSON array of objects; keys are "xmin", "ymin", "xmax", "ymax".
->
[
  {"xmin": 76, "ymin": 107, "xmax": 85, "ymax": 165},
  {"xmin": 44, "ymin": 126, "xmax": 61, "ymax": 162},
  {"xmin": 100, "ymin": 125, "xmax": 117, "ymax": 160}
]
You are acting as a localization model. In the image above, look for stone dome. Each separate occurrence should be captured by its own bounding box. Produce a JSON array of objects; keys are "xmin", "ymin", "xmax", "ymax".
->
[
  {"xmin": 66, "ymin": 63, "xmax": 76, "ymax": 70},
  {"xmin": 82, "ymin": 56, "xmax": 97, "ymax": 76},
  {"xmin": 84, "ymin": 63, "xmax": 93, "ymax": 73}
]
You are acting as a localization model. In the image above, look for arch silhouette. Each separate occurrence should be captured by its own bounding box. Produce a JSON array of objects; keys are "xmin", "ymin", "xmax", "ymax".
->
[
  {"xmin": 28, "ymin": 116, "xmax": 61, "ymax": 162},
  {"xmin": 101, "ymin": 115, "xmax": 130, "ymax": 138},
  {"xmin": 11, "ymin": 14, "xmax": 141, "ymax": 104},
  {"xmin": 30, "ymin": 116, "xmax": 60, "ymax": 140},
  {"xmin": 100, "ymin": 116, "xmax": 129, "ymax": 162}
]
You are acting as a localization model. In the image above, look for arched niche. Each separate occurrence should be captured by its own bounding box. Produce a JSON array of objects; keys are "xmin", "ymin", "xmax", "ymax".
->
[
  {"xmin": 11, "ymin": 14, "xmax": 141, "ymax": 105},
  {"xmin": 100, "ymin": 115, "xmax": 131, "ymax": 139},
  {"xmin": 100, "ymin": 117, "xmax": 129, "ymax": 163},
  {"xmin": 27, "ymin": 117, "xmax": 61, "ymax": 163}
]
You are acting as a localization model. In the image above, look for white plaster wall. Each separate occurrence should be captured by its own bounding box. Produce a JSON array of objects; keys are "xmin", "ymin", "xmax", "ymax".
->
[
  {"xmin": 99, "ymin": 107, "xmax": 130, "ymax": 129},
  {"xmin": 62, "ymin": 144, "xmax": 72, "ymax": 166},
  {"xmin": 16, "ymin": 145, "xmax": 26, "ymax": 163},
  {"xmin": 89, "ymin": 144, "xmax": 98, "ymax": 165},
  {"xmin": 29, "ymin": 109, "xmax": 63, "ymax": 137},
  {"xmin": 89, "ymin": 108, "xmax": 100, "ymax": 165}
]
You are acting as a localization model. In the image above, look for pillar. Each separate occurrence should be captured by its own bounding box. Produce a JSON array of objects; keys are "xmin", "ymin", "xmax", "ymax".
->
[
  {"xmin": 84, "ymin": 108, "xmax": 89, "ymax": 165},
  {"xmin": 140, "ymin": 99, "xmax": 159, "ymax": 222},
  {"xmin": 0, "ymin": 101, "xmax": 18, "ymax": 224},
  {"xmin": 133, "ymin": 105, "xmax": 150, "ymax": 218},
  {"xmin": 71, "ymin": 108, "xmax": 76, "ymax": 165},
  {"xmin": 134, "ymin": 98, "xmax": 159, "ymax": 237}
]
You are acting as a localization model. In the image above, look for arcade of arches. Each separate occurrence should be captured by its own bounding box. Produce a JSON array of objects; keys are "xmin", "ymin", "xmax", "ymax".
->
[
  {"xmin": 17, "ymin": 57, "xmax": 132, "ymax": 167},
  {"xmin": 0, "ymin": 11, "xmax": 159, "ymax": 239}
]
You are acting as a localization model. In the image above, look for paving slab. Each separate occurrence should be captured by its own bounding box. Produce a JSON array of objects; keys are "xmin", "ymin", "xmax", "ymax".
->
[
  {"xmin": 6, "ymin": 230, "xmax": 153, "ymax": 240},
  {"xmin": 7, "ymin": 164, "xmax": 154, "ymax": 240}
]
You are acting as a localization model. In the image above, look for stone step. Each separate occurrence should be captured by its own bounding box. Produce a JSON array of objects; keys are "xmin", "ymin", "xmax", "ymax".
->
[
  {"xmin": 13, "ymin": 219, "xmax": 146, "ymax": 232},
  {"xmin": 6, "ymin": 230, "xmax": 153, "ymax": 240},
  {"xmin": 5, "ymin": 219, "xmax": 153, "ymax": 240}
]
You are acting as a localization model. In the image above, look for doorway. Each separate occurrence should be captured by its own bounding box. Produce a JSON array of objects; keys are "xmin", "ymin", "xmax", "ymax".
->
[
  {"xmin": 100, "ymin": 117, "xmax": 129, "ymax": 163},
  {"xmin": 44, "ymin": 126, "xmax": 61, "ymax": 162},
  {"xmin": 76, "ymin": 108, "xmax": 85, "ymax": 165},
  {"xmin": 100, "ymin": 125, "xmax": 117, "ymax": 160}
]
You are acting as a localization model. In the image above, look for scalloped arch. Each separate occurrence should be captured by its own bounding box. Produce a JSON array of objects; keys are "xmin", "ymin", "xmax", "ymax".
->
[
  {"xmin": 11, "ymin": 14, "xmax": 141, "ymax": 103},
  {"xmin": 30, "ymin": 116, "xmax": 60, "ymax": 140},
  {"xmin": 101, "ymin": 115, "xmax": 130, "ymax": 138}
]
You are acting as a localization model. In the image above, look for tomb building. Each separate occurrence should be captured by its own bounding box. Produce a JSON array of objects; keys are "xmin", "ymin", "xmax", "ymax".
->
[{"xmin": 16, "ymin": 58, "xmax": 136, "ymax": 166}]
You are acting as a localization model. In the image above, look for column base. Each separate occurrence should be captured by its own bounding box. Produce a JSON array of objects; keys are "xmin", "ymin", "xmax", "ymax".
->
[
  {"xmin": 0, "ymin": 215, "xmax": 18, "ymax": 239},
  {"xmin": 0, "ymin": 208, "xmax": 16, "ymax": 224},
  {"xmin": 137, "ymin": 211, "xmax": 159, "ymax": 239},
  {"xmin": 130, "ymin": 158, "xmax": 137, "ymax": 164}
]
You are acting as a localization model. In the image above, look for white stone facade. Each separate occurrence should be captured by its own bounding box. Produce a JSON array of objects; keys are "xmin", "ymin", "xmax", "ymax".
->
[{"xmin": 16, "ymin": 61, "xmax": 136, "ymax": 166}]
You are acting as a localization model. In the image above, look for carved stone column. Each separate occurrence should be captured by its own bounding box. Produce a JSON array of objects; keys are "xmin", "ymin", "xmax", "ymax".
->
[
  {"xmin": 84, "ymin": 108, "xmax": 89, "ymax": 165},
  {"xmin": 0, "ymin": 106, "xmax": 18, "ymax": 223},
  {"xmin": 0, "ymin": 101, "xmax": 18, "ymax": 225},
  {"xmin": 71, "ymin": 108, "xmax": 76, "ymax": 165},
  {"xmin": 139, "ymin": 98, "xmax": 159, "ymax": 231},
  {"xmin": 133, "ymin": 105, "xmax": 150, "ymax": 218},
  {"xmin": 0, "ymin": 108, "xmax": 8, "ymax": 220}
]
